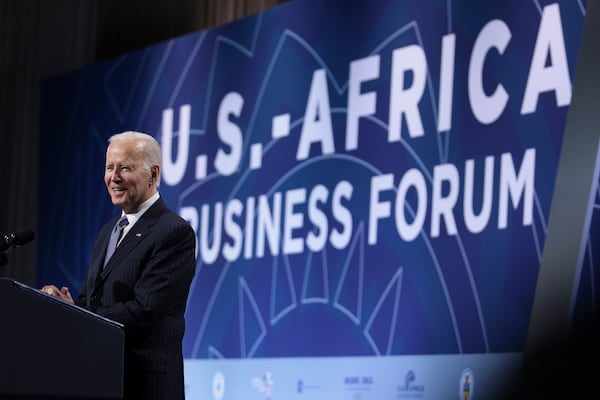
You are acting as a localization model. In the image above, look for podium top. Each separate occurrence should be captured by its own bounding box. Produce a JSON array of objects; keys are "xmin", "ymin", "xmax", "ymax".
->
[{"xmin": 1, "ymin": 277, "xmax": 124, "ymax": 330}]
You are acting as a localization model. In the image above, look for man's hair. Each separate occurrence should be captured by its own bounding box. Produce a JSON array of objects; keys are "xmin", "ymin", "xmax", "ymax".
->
[{"xmin": 109, "ymin": 131, "xmax": 162, "ymax": 187}]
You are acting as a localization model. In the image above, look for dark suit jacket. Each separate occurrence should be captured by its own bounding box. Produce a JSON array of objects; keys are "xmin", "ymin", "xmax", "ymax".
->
[{"xmin": 76, "ymin": 198, "xmax": 196, "ymax": 400}]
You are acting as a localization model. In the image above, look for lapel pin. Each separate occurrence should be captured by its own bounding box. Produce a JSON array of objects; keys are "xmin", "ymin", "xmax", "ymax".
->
[{"xmin": 136, "ymin": 233, "xmax": 142, "ymax": 237}]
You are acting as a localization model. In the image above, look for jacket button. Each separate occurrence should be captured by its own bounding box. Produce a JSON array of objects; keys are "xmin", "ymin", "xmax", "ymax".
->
[{"xmin": 91, "ymin": 295, "xmax": 97, "ymax": 302}]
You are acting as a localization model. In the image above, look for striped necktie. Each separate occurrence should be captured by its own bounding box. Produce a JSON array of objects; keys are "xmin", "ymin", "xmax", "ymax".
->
[{"xmin": 104, "ymin": 216, "xmax": 129, "ymax": 267}]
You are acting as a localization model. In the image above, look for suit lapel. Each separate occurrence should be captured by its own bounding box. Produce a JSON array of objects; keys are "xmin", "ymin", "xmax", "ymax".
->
[{"xmin": 95, "ymin": 199, "xmax": 165, "ymax": 286}]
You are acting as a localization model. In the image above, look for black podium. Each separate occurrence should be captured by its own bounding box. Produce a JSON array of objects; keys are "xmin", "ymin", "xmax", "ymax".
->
[{"xmin": 0, "ymin": 278, "xmax": 124, "ymax": 399}]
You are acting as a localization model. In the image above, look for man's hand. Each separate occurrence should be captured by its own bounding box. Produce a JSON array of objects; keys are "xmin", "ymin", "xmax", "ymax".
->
[{"xmin": 40, "ymin": 284, "xmax": 74, "ymax": 304}]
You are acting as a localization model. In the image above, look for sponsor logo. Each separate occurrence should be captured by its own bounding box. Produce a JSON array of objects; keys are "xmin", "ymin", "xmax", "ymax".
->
[
  {"xmin": 459, "ymin": 368, "xmax": 474, "ymax": 400},
  {"xmin": 212, "ymin": 371, "xmax": 225, "ymax": 400},
  {"xmin": 297, "ymin": 379, "xmax": 320, "ymax": 394},
  {"xmin": 344, "ymin": 375, "xmax": 373, "ymax": 398},
  {"xmin": 252, "ymin": 371, "xmax": 274, "ymax": 400},
  {"xmin": 344, "ymin": 376, "xmax": 374, "ymax": 385},
  {"xmin": 398, "ymin": 370, "xmax": 425, "ymax": 398}
]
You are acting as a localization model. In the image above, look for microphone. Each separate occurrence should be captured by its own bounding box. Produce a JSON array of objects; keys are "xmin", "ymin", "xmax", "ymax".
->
[{"xmin": 0, "ymin": 228, "xmax": 35, "ymax": 253}]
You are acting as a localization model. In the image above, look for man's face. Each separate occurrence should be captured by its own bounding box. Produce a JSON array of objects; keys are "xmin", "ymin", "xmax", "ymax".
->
[{"xmin": 104, "ymin": 140, "xmax": 154, "ymax": 213}]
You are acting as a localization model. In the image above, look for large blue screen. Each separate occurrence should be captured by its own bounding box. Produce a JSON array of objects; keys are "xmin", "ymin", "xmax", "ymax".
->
[{"xmin": 39, "ymin": 0, "xmax": 593, "ymax": 398}]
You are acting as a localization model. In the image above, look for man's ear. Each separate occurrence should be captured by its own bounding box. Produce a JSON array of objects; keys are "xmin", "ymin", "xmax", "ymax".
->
[{"xmin": 150, "ymin": 166, "xmax": 159, "ymax": 185}]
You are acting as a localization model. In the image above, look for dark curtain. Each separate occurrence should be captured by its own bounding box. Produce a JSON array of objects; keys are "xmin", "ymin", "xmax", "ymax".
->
[{"xmin": 0, "ymin": 0, "xmax": 289, "ymax": 285}]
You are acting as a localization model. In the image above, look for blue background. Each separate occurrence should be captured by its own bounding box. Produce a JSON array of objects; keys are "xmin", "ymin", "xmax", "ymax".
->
[{"xmin": 39, "ymin": 0, "xmax": 593, "ymax": 371}]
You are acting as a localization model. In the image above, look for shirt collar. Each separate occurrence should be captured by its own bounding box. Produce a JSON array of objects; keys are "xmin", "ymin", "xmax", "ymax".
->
[{"xmin": 121, "ymin": 192, "xmax": 160, "ymax": 227}]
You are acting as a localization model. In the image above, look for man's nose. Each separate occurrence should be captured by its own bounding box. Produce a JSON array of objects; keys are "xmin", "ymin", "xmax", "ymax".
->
[{"xmin": 109, "ymin": 170, "xmax": 122, "ymax": 181}]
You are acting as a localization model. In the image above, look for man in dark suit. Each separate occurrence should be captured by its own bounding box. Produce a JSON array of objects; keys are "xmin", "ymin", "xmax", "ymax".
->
[{"xmin": 42, "ymin": 131, "xmax": 196, "ymax": 399}]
